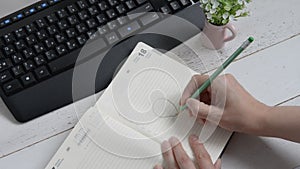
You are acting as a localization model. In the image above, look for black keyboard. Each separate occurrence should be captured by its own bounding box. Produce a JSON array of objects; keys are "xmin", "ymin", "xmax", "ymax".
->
[{"xmin": 0, "ymin": 0, "xmax": 205, "ymax": 122}]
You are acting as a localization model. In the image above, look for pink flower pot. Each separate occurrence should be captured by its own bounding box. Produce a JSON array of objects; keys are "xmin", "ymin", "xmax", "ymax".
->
[{"xmin": 202, "ymin": 20, "xmax": 237, "ymax": 50}]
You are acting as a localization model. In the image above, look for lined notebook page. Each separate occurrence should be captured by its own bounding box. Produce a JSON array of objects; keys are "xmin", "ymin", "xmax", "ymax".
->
[{"xmin": 45, "ymin": 43, "xmax": 232, "ymax": 169}]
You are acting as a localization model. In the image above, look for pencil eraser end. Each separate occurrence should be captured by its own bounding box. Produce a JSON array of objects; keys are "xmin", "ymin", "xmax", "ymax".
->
[{"xmin": 248, "ymin": 37, "xmax": 254, "ymax": 42}]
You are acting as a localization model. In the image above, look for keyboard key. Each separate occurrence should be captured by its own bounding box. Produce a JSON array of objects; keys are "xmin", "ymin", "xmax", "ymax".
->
[
  {"xmin": 66, "ymin": 40, "xmax": 78, "ymax": 50},
  {"xmin": 37, "ymin": 2, "xmax": 49, "ymax": 10},
  {"xmin": 0, "ymin": 70, "xmax": 12, "ymax": 84},
  {"xmin": 34, "ymin": 66, "xmax": 50, "ymax": 80},
  {"xmin": 77, "ymin": 0, "xmax": 88, "ymax": 9},
  {"xmin": 36, "ymin": 18, "xmax": 48, "ymax": 28},
  {"xmin": 12, "ymin": 65, "xmax": 25, "ymax": 77},
  {"xmin": 3, "ymin": 79, "xmax": 23, "ymax": 95},
  {"xmin": 127, "ymin": 3, "xmax": 154, "ymax": 20},
  {"xmin": 46, "ymin": 13, "xmax": 58, "ymax": 23},
  {"xmin": 20, "ymin": 73, "xmax": 36, "ymax": 86},
  {"xmin": 96, "ymin": 14, "xmax": 107, "ymax": 24},
  {"xmin": 86, "ymin": 19, "xmax": 98, "ymax": 29},
  {"xmin": 88, "ymin": 6, "xmax": 99, "ymax": 16},
  {"xmin": 15, "ymin": 40, "xmax": 27, "ymax": 50},
  {"xmin": 57, "ymin": 9, "xmax": 69, "ymax": 19},
  {"xmin": 3, "ymin": 33, "xmax": 16, "ymax": 44},
  {"xmin": 117, "ymin": 17, "xmax": 128, "ymax": 25},
  {"xmin": 140, "ymin": 12, "xmax": 160, "ymax": 26},
  {"xmin": 0, "ymin": 59, "xmax": 12, "ymax": 72},
  {"xmin": 3, "ymin": 45, "xmax": 16, "ymax": 56},
  {"xmin": 78, "ymin": 10, "xmax": 90, "ymax": 21},
  {"xmin": 47, "ymin": 25, "xmax": 59, "ymax": 35},
  {"xmin": 23, "ymin": 48, "xmax": 35, "ymax": 59},
  {"xmin": 77, "ymin": 34, "xmax": 88, "ymax": 45},
  {"xmin": 66, "ymin": 28, "xmax": 77, "ymax": 38},
  {"xmin": 170, "ymin": 1, "xmax": 181, "ymax": 11},
  {"xmin": 45, "ymin": 38, "xmax": 56, "ymax": 49},
  {"xmin": 107, "ymin": 20, "xmax": 118, "ymax": 30},
  {"xmin": 76, "ymin": 23, "xmax": 88, "ymax": 33},
  {"xmin": 105, "ymin": 32, "xmax": 119, "ymax": 44},
  {"xmin": 34, "ymin": 55, "xmax": 46, "ymax": 66},
  {"xmin": 87, "ymin": 30, "xmax": 98, "ymax": 40},
  {"xmin": 108, "ymin": 0, "xmax": 118, "ymax": 6},
  {"xmin": 25, "ymin": 8, "xmax": 36, "ymax": 16},
  {"xmin": 25, "ymin": 23, "xmax": 37, "ymax": 34},
  {"xmin": 179, "ymin": 0, "xmax": 191, "ymax": 6},
  {"xmin": 67, "ymin": 4, "xmax": 78, "ymax": 14},
  {"xmin": 118, "ymin": 21, "xmax": 141, "ymax": 38},
  {"xmin": 126, "ymin": 0, "xmax": 136, "ymax": 9},
  {"xmin": 36, "ymin": 30, "xmax": 48, "ymax": 40},
  {"xmin": 98, "ymin": 26, "xmax": 108, "ymax": 35},
  {"xmin": 67, "ymin": 15, "xmax": 79, "ymax": 25},
  {"xmin": 34, "ymin": 43, "xmax": 46, "ymax": 54},
  {"xmin": 15, "ymin": 28, "xmax": 27, "ymax": 38},
  {"xmin": 23, "ymin": 60, "xmax": 36, "ymax": 71},
  {"xmin": 57, "ymin": 20, "xmax": 69, "ymax": 30},
  {"xmin": 45, "ymin": 50, "xmax": 58, "ymax": 61},
  {"xmin": 98, "ymin": 1, "xmax": 109, "ymax": 11},
  {"xmin": 161, "ymin": 5, "xmax": 172, "ymax": 14},
  {"xmin": 106, "ymin": 9, "xmax": 117, "ymax": 19},
  {"xmin": 55, "ymin": 34, "xmax": 67, "ymax": 43},
  {"xmin": 26, "ymin": 34, "xmax": 38, "ymax": 46},
  {"xmin": 116, "ymin": 4, "xmax": 127, "ymax": 14},
  {"xmin": 11, "ymin": 53, "xmax": 24, "ymax": 64},
  {"xmin": 56, "ymin": 44, "xmax": 68, "ymax": 56}
]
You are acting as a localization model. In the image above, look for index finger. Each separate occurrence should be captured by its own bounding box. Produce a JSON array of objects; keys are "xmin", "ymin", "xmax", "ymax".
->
[{"xmin": 180, "ymin": 75, "xmax": 209, "ymax": 106}]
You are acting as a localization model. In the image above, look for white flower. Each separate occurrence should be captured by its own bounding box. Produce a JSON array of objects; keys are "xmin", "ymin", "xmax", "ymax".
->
[
  {"xmin": 229, "ymin": 15, "xmax": 235, "ymax": 21},
  {"xmin": 202, "ymin": 0, "xmax": 208, "ymax": 4},
  {"xmin": 206, "ymin": 13, "xmax": 212, "ymax": 19},
  {"xmin": 205, "ymin": 3, "xmax": 212, "ymax": 11},
  {"xmin": 222, "ymin": 12, "xmax": 229, "ymax": 19},
  {"xmin": 212, "ymin": 1, "xmax": 219, "ymax": 9},
  {"xmin": 210, "ymin": 8, "xmax": 216, "ymax": 14}
]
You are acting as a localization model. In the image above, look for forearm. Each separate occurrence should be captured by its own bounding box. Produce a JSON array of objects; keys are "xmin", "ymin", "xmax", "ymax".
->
[{"xmin": 261, "ymin": 106, "xmax": 300, "ymax": 143}]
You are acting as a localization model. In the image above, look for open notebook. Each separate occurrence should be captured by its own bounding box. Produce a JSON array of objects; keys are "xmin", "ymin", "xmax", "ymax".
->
[{"xmin": 45, "ymin": 43, "xmax": 232, "ymax": 169}]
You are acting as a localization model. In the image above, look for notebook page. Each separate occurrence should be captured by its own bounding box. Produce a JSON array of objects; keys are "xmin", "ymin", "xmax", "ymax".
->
[{"xmin": 95, "ymin": 42, "xmax": 232, "ymax": 162}]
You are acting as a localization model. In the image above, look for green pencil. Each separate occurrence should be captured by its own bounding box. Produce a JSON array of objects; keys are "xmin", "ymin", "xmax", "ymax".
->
[{"xmin": 180, "ymin": 37, "xmax": 254, "ymax": 111}]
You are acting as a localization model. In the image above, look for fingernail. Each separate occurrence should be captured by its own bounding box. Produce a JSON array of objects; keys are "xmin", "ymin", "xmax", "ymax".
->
[
  {"xmin": 169, "ymin": 137, "xmax": 179, "ymax": 147},
  {"xmin": 186, "ymin": 99, "xmax": 197, "ymax": 116},
  {"xmin": 190, "ymin": 135, "xmax": 198, "ymax": 142},
  {"xmin": 161, "ymin": 140, "xmax": 171, "ymax": 152}
]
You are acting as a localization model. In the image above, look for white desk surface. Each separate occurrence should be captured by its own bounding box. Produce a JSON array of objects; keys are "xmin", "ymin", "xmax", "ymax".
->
[{"xmin": 1, "ymin": 0, "xmax": 300, "ymax": 168}]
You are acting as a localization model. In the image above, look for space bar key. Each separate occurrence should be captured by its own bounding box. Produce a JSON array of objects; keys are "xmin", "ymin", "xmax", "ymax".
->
[{"xmin": 49, "ymin": 38, "xmax": 107, "ymax": 74}]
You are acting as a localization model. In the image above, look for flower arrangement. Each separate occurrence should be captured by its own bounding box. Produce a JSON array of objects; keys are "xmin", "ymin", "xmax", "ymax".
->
[{"xmin": 200, "ymin": 0, "xmax": 251, "ymax": 26}]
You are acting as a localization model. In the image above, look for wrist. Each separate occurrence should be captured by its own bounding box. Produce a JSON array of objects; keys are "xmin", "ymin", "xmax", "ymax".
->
[{"xmin": 247, "ymin": 102, "xmax": 273, "ymax": 136}]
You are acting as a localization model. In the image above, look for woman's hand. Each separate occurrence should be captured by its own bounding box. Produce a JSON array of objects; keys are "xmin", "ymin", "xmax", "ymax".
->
[
  {"xmin": 154, "ymin": 136, "xmax": 221, "ymax": 169},
  {"xmin": 180, "ymin": 74, "xmax": 270, "ymax": 135}
]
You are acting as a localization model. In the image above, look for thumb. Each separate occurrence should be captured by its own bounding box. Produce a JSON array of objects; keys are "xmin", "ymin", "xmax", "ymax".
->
[{"xmin": 186, "ymin": 98, "xmax": 210, "ymax": 118}]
